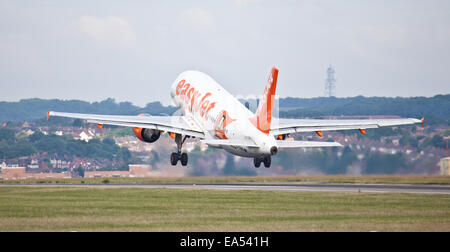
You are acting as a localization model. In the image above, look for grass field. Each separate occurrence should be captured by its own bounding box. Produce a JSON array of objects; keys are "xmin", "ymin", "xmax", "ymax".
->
[
  {"xmin": 0, "ymin": 186, "xmax": 449, "ymax": 231},
  {"xmin": 1, "ymin": 175, "xmax": 450, "ymax": 185}
]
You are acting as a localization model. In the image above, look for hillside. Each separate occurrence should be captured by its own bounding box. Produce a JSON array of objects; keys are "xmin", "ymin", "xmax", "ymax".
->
[
  {"xmin": 279, "ymin": 95, "xmax": 450, "ymax": 125},
  {"xmin": 0, "ymin": 95, "xmax": 448, "ymax": 125},
  {"xmin": 0, "ymin": 98, "xmax": 176, "ymax": 122}
]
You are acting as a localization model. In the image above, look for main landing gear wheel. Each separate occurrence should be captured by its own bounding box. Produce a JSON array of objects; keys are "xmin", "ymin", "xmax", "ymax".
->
[
  {"xmin": 180, "ymin": 153, "xmax": 188, "ymax": 166},
  {"xmin": 253, "ymin": 156, "xmax": 271, "ymax": 168},
  {"xmin": 263, "ymin": 156, "xmax": 271, "ymax": 168},
  {"xmin": 170, "ymin": 133, "xmax": 189, "ymax": 166},
  {"xmin": 263, "ymin": 156, "xmax": 272, "ymax": 168},
  {"xmin": 170, "ymin": 152, "xmax": 188, "ymax": 166},
  {"xmin": 253, "ymin": 157, "xmax": 261, "ymax": 168},
  {"xmin": 170, "ymin": 152, "xmax": 179, "ymax": 166}
]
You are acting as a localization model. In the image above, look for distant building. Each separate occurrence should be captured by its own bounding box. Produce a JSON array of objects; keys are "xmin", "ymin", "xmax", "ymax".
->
[
  {"xmin": 27, "ymin": 173, "xmax": 70, "ymax": 179},
  {"xmin": 440, "ymin": 157, "xmax": 450, "ymax": 176},
  {"xmin": 84, "ymin": 171, "xmax": 129, "ymax": 178},
  {"xmin": 23, "ymin": 129, "xmax": 35, "ymax": 136},
  {"xmin": 78, "ymin": 131, "xmax": 93, "ymax": 142},
  {"xmin": 129, "ymin": 164, "xmax": 152, "ymax": 177},
  {"xmin": 28, "ymin": 159, "xmax": 39, "ymax": 169},
  {"xmin": 0, "ymin": 167, "xmax": 69, "ymax": 180},
  {"xmin": 0, "ymin": 167, "xmax": 26, "ymax": 180}
]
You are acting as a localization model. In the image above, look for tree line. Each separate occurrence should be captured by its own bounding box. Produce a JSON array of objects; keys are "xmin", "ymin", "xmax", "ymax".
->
[
  {"xmin": 279, "ymin": 95, "xmax": 449, "ymax": 125},
  {"xmin": 0, "ymin": 98, "xmax": 177, "ymax": 122},
  {"xmin": 0, "ymin": 95, "xmax": 448, "ymax": 125},
  {"xmin": 0, "ymin": 127, "xmax": 131, "ymax": 164}
]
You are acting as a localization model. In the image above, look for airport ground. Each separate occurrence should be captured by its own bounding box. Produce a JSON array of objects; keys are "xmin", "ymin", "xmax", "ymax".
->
[
  {"xmin": 0, "ymin": 175, "xmax": 450, "ymax": 231},
  {"xmin": 1, "ymin": 174, "xmax": 450, "ymax": 185}
]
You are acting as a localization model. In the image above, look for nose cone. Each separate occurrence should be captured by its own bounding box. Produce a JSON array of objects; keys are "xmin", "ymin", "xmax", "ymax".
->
[{"xmin": 270, "ymin": 146, "xmax": 278, "ymax": 155}]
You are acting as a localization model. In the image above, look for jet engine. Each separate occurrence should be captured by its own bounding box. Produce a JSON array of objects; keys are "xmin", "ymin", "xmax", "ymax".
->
[{"xmin": 133, "ymin": 128, "xmax": 162, "ymax": 143}]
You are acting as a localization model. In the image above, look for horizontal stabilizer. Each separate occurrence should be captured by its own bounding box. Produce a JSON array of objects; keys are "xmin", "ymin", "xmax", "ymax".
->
[
  {"xmin": 201, "ymin": 139, "xmax": 258, "ymax": 147},
  {"xmin": 201, "ymin": 139, "xmax": 341, "ymax": 149},
  {"xmin": 276, "ymin": 140, "xmax": 342, "ymax": 148}
]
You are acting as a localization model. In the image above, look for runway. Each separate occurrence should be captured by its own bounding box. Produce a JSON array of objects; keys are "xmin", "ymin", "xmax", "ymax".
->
[{"xmin": 2, "ymin": 182, "xmax": 450, "ymax": 194}]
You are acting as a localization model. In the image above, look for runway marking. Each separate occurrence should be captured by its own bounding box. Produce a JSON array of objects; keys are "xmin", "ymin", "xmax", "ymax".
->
[{"xmin": 1, "ymin": 183, "xmax": 450, "ymax": 194}]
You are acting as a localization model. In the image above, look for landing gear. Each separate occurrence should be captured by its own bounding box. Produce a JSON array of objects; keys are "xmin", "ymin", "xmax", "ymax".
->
[
  {"xmin": 170, "ymin": 134, "xmax": 189, "ymax": 166},
  {"xmin": 253, "ymin": 156, "xmax": 271, "ymax": 168},
  {"xmin": 253, "ymin": 157, "xmax": 261, "ymax": 168},
  {"xmin": 170, "ymin": 152, "xmax": 188, "ymax": 166},
  {"xmin": 180, "ymin": 153, "xmax": 188, "ymax": 166},
  {"xmin": 263, "ymin": 156, "xmax": 271, "ymax": 168},
  {"xmin": 170, "ymin": 152, "xmax": 179, "ymax": 166}
]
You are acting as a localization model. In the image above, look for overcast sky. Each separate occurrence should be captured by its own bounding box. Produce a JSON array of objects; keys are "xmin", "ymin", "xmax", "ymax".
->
[{"xmin": 1, "ymin": 0, "xmax": 449, "ymax": 106}]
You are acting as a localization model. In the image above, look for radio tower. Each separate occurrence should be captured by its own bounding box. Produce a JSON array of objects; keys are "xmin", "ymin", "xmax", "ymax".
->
[{"xmin": 324, "ymin": 65, "xmax": 336, "ymax": 97}]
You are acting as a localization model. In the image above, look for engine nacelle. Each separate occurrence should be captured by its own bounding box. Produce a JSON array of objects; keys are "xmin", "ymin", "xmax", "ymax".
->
[{"xmin": 133, "ymin": 128, "xmax": 161, "ymax": 143}]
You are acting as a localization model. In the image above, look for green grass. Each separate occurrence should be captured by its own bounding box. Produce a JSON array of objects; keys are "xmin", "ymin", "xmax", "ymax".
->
[
  {"xmin": 0, "ymin": 187, "xmax": 449, "ymax": 231},
  {"xmin": 1, "ymin": 175, "xmax": 450, "ymax": 185}
]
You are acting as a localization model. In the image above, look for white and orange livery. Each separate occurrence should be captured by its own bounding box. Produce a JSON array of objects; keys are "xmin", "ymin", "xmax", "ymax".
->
[{"xmin": 48, "ymin": 67, "xmax": 423, "ymax": 167}]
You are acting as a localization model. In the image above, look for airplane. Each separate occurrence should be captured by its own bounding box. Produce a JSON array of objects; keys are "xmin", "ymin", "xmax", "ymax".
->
[{"xmin": 47, "ymin": 67, "xmax": 423, "ymax": 168}]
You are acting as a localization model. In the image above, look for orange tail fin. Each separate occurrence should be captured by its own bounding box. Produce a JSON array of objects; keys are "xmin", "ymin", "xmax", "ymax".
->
[{"xmin": 249, "ymin": 66, "xmax": 278, "ymax": 135}]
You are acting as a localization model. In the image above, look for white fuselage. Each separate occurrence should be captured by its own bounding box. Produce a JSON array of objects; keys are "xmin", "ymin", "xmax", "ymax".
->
[{"xmin": 170, "ymin": 71, "xmax": 277, "ymax": 157}]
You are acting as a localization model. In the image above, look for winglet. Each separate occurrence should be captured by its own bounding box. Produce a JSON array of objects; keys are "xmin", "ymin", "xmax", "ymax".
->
[
  {"xmin": 421, "ymin": 117, "xmax": 424, "ymax": 127},
  {"xmin": 249, "ymin": 66, "xmax": 278, "ymax": 135},
  {"xmin": 47, "ymin": 111, "xmax": 50, "ymax": 121}
]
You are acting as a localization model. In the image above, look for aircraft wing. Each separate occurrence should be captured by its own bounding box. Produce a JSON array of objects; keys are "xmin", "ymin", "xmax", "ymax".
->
[
  {"xmin": 270, "ymin": 117, "xmax": 423, "ymax": 135},
  {"xmin": 47, "ymin": 111, "xmax": 205, "ymax": 138}
]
